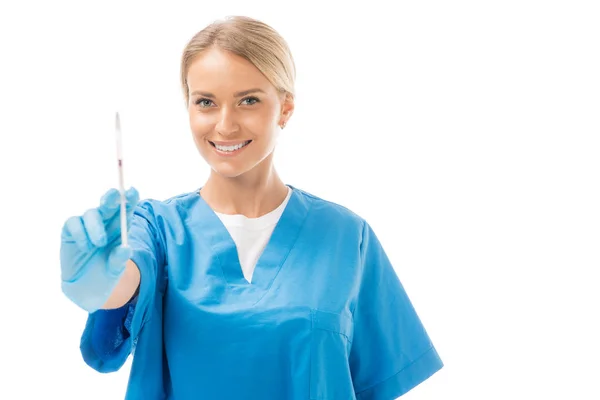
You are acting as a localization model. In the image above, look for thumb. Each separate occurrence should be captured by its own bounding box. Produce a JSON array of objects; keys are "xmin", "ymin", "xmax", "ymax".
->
[{"xmin": 107, "ymin": 245, "xmax": 132, "ymax": 277}]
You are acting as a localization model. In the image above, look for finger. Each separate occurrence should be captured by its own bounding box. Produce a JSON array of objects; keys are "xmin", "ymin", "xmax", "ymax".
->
[
  {"xmin": 98, "ymin": 188, "xmax": 121, "ymax": 221},
  {"xmin": 125, "ymin": 187, "xmax": 140, "ymax": 217},
  {"xmin": 107, "ymin": 245, "xmax": 132, "ymax": 276},
  {"xmin": 82, "ymin": 208, "xmax": 107, "ymax": 247},
  {"xmin": 103, "ymin": 188, "xmax": 139, "ymax": 243},
  {"xmin": 125, "ymin": 187, "xmax": 140, "ymax": 207},
  {"xmin": 63, "ymin": 216, "xmax": 91, "ymax": 252}
]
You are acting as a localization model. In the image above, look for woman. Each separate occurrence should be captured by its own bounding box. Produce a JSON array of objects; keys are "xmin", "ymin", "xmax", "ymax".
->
[{"xmin": 60, "ymin": 15, "xmax": 443, "ymax": 399}]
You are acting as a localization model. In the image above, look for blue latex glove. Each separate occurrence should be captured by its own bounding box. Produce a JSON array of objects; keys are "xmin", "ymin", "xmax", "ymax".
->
[{"xmin": 60, "ymin": 187, "xmax": 140, "ymax": 313}]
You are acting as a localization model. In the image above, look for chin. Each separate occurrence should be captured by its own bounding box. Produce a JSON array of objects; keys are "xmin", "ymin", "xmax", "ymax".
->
[
  {"xmin": 203, "ymin": 148, "xmax": 274, "ymax": 180},
  {"xmin": 210, "ymin": 163, "xmax": 251, "ymax": 179}
]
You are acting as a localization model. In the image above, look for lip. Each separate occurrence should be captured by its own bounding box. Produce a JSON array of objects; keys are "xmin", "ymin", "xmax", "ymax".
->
[{"xmin": 208, "ymin": 139, "xmax": 252, "ymax": 157}]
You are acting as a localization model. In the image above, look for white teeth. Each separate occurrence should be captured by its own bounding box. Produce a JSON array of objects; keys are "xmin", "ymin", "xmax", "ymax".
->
[{"xmin": 215, "ymin": 141, "xmax": 250, "ymax": 152}]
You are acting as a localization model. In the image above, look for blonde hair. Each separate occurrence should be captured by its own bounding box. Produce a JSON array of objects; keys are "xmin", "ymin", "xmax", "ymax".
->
[{"xmin": 180, "ymin": 16, "xmax": 296, "ymax": 104}]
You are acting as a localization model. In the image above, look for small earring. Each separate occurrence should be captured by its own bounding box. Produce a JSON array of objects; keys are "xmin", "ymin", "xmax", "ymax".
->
[{"xmin": 280, "ymin": 122, "xmax": 286, "ymax": 129}]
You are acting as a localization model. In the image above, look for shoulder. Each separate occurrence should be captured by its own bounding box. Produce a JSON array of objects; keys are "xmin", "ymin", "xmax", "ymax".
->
[
  {"xmin": 293, "ymin": 186, "xmax": 367, "ymax": 232},
  {"xmin": 134, "ymin": 189, "xmax": 201, "ymax": 222}
]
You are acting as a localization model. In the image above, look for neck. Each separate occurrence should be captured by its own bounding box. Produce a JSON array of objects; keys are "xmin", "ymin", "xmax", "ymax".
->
[{"xmin": 200, "ymin": 158, "xmax": 288, "ymax": 218}]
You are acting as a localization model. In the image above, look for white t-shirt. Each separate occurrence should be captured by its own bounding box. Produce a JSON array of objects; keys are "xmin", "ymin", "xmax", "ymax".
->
[{"xmin": 214, "ymin": 187, "xmax": 292, "ymax": 283}]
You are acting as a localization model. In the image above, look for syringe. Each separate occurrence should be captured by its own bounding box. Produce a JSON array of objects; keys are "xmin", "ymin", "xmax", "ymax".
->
[{"xmin": 115, "ymin": 112, "xmax": 128, "ymax": 247}]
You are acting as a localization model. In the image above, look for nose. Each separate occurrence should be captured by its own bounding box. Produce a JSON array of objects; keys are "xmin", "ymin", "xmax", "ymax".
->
[{"xmin": 215, "ymin": 108, "xmax": 239, "ymax": 137}]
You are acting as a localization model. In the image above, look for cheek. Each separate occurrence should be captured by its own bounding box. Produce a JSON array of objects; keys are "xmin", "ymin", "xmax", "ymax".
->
[
  {"xmin": 242, "ymin": 109, "xmax": 279, "ymax": 133},
  {"xmin": 189, "ymin": 112, "xmax": 212, "ymax": 137}
]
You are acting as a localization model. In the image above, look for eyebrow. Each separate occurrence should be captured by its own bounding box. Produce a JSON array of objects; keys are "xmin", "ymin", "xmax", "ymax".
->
[{"xmin": 190, "ymin": 88, "xmax": 265, "ymax": 98}]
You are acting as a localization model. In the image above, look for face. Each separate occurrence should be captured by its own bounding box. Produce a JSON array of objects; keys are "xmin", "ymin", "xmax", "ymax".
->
[{"xmin": 186, "ymin": 48, "xmax": 294, "ymax": 179}]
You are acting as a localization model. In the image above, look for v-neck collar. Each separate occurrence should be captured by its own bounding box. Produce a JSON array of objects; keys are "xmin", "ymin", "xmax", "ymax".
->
[
  {"xmin": 214, "ymin": 186, "xmax": 292, "ymax": 230},
  {"xmin": 193, "ymin": 185, "xmax": 311, "ymax": 302}
]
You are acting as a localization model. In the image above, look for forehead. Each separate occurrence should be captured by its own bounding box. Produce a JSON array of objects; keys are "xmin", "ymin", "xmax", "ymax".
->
[{"xmin": 187, "ymin": 48, "xmax": 272, "ymax": 93}]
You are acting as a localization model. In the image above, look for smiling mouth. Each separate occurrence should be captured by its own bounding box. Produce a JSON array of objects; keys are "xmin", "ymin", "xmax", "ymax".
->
[{"xmin": 209, "ymin": 140, "xmax": 252, "ymax": 152}]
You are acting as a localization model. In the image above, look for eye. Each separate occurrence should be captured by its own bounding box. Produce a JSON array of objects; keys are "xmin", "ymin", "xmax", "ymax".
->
[
  {"xmin": 241, "ymin": 96, "xmax": 260, "ymax": 106},
  {"xmin": 194, "ymin": 98, "xmax": 214, "ymax": 108}
]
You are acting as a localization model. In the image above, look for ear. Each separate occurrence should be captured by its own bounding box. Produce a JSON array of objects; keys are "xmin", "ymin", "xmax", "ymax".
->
[{"xmin": 279, "ymin": 92, "xmax": 295, "ymax": 127}]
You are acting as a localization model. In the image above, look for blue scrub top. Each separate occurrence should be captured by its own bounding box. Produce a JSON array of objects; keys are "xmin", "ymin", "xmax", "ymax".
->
[{"xmin": 80, "ymin": 185, "xmax": 443, "ymax": 399}]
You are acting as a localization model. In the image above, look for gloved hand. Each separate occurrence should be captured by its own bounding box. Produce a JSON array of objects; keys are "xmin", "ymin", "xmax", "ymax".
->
[{"xmin": 60, "ymin": 187, "xmax": 140, "ymax": 313}]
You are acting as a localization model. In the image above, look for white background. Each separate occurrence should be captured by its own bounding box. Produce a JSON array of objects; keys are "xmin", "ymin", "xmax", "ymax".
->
[{"xmin": 0, "ymin": 0, "xmax": 598, "ymax": 399}]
